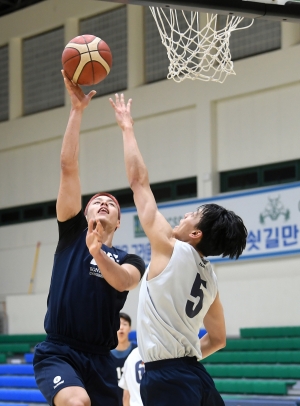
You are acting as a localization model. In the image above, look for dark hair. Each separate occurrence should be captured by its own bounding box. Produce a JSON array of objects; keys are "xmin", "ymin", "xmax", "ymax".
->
[
  {"xmin": 195, "ymin": 203, "xmax": 247, "ymax": 259},
  {"xmin": 119, "ymin": 312, "xmax": 131, "ymax": 326}
]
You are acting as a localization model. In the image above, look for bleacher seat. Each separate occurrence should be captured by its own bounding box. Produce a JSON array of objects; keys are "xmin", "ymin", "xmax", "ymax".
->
[
  {"xmin": 128, "ymin": 330, "xmax": 137, "ymax": 343},
  {"xmin": 240, "ymin": 326, "xmax": 300, "ymax": 338},
  {"xmin": 215, "ymin": 379, "xmax": 296, "ymax": 395},
  {"xmin": 202, "ymin": 325, "xmax": 300, "ymax": 398},
  {"xmin": 0, "ymin": 376, "xmax": 37, "ymax": 388},
  {"xmin": 202, "ymin": 350, "xmax": 300, "ymax": 363},
  {"xmin": 0, "ymin": 364, "xmax": 34, "ymax": 375},
  {"xmin": 0, "ymin": 344, "xmax": 31, "ymax": 355},
  {"xmin": 206, "ymin": 364, "xmax": 300, "ymax": 379},
  {"xmin": 0, "ymin": 388, "xmax": 46, "ymax": 402},
  {"xmin": 0, "ymin": 404, "xmax": 30, "ymax": 406},
  {"xmin": 224, "ymin": 399, "xmax": 300, "ymax": 406},
  {"xmin": 0, "ymin": 335, "xmax": 47, "ymax": 404},
  {"xmin": 24, "ymin": 353, "xmax": 34, "ymax": 363},
  {"xmin": 0, "ymin": 334, "xmax": 46, "ymax": 345},
  {"xmin": 225, "ymin": 337, "xmax": 300, "ymax": 351}
]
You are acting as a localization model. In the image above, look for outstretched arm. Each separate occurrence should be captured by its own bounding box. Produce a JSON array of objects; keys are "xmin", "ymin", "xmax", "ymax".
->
[
  {"xmin": 200, "ymin": 293, "xmax": 226, "ymax": 359},
  {"xmin": 56, "ymin": 71, "xmax": 96, "ymax": 222},
  {"xmin": 109, "ymin": 94, "xmax": 173, "ymax": 255}
]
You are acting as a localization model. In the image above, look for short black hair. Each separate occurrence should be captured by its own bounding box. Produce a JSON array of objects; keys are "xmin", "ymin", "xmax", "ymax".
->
[
  {"xmin": 195, "ymin": 203, "xmax": 247, "ymax": 259},
  {"xmin": 119, "ymin": 312, "xmax": 131, "ymax": 326}
]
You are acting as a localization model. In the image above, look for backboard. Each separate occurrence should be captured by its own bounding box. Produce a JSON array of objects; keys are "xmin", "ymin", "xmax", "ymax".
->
[{"xmin": 101, "ymin": 0, "xmax": 300, "ymax": 22}]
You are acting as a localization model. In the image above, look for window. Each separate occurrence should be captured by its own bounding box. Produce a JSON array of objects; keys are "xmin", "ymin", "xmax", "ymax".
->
[
  {"xmin": 218, "ymin": 16, "xmax": 281, "ymax": 61},
  {"xmin": 0, "ymin": 177, "xmax": 197, "ymax": 227},
  {"xmin": 144, "ymin": 7, "xmax": 169, "ymax": 83},
  {"xmin": 23, "ymin": 28, "xmax": 64, "ymax": 115},
  {"xmin": 221, "ymin": 160, "xmax": 300, "ymax": 193},
  {"xmin": 80, "ymin": 7, "xmax": 127, "ymax": 96},
  {"xmin": 83, "ymin": 177, "xmax": 197, "ymax": 208}
]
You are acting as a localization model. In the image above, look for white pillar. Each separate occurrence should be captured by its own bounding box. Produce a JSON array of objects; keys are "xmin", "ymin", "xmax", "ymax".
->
[
  {"xmin": 195, "ymin": 98, "xmax": 218, "ymax": 199},
  {"xmin": 9, "ymin": 37, "xmax": 22, "ymax": 120},
  {"xmin": 127, "ymin": 5, "xmax": 144, "ymax": 89},
  {"xmin": 281, "ymin": 21, "xmax": 300, "ymax": 49},
  {"xmin": 64, "ymin": 18, "xmax": 79, "ymax": 106}
]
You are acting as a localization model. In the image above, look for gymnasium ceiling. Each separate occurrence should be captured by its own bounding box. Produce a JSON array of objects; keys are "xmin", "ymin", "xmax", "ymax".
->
[{"xmin": 0, "ymin": 0, "xmax": 46, "ymax": 18}]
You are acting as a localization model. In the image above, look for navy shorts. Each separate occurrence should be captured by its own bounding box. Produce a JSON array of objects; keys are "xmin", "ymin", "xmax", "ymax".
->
[
  {"xmin": 33, "ymin": 340, "xmax": 119, "ymax": 406},
  {"xmin": 140, "ymin": 357, "xmax": 225, "ymax": 406}
]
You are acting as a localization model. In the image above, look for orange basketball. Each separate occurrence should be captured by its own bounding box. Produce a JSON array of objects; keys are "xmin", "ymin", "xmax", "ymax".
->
[{"xmin": 62, "ymin": 34, "xmax": 112, "ymax": 86}]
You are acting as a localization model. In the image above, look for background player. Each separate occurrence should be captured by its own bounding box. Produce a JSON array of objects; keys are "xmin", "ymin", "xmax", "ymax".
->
[
  {"xmin": 111, "ymin": 312, "xmax": 137, "ymax": 406},
  {"xmin": 119, "ymin": 347, "xmax": 145, "ymax": 406},
  {"xmin": 110, "ymin": 93, "xmax": 247, "ymax": 406},
  {"xmin": 33, "ymin": 76, "xmax": 145, "ymax": 406}
]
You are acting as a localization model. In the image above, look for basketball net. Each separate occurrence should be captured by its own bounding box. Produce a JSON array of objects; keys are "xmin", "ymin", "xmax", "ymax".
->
[{"xmin": 150, "ymin": 8, "xmax": 254, "ymax": 83}]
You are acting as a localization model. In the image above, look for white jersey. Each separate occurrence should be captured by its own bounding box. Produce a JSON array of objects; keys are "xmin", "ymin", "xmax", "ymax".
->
[
  {"xmin": 118, "ymin": 347, "xmax": 145, "ymax": 406},
  {"xmin": 137, "ymin": 239, "xmax": 218, "ymax": 363}
]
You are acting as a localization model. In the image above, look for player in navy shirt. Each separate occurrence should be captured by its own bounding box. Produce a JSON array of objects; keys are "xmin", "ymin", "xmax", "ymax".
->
[
  {"xmin": 33, "ymin": 71, "xmax": 145, "ymax": 406},
  {"xmin": 111, "ymin": 313, "xmax": 137, "ymax": 406}
]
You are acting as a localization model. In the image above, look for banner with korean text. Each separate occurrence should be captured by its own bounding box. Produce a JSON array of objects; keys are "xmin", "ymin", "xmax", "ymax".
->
[{"xmin": 113, "ymin": 182, "xmax": 300, "ymax": 265}]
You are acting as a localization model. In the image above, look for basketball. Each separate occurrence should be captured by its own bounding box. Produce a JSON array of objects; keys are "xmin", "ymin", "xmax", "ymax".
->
[{"xmin": 62, "ymin": 34, "xmax": 112, "ymax": 86}]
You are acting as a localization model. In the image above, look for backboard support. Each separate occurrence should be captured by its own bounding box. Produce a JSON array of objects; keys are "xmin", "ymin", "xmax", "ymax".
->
[{"xmin": 101, "ymin": 0, "xmax": 300, "ymax": 22}]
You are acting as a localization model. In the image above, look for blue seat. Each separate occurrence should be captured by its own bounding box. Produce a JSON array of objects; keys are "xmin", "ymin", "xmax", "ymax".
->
[
  {"xmin": 198, "ymin": 328, "xmax": 207, "ymax": 338},
  {"xmin": 128, "ymin": 330, "xmax": 137, "ymax": 343},
  {"xmin": 0, "ymin": 404, "xmax": 30, "ymax": 406},
  {"xmin": 0, "ymin": 364, "xmax": 34, "ymax": 375},
  {"xmin": 24, "ymin": 353, "xmax": 34, "ymax": 363},
  {"xmin": 0, "ymin": 388, "xmax": 46, "ymax": 402},
  {"xmin": 0, "ymin": 376, "xmax": 37, "ymax": 388}
]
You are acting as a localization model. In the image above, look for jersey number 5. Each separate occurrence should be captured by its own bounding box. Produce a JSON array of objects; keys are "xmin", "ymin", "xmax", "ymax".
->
[{"xmin": 185, "ymin": 274, "xmax": 207, "ymax": 318}]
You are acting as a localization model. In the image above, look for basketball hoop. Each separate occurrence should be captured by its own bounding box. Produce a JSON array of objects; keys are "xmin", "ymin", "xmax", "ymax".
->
[{"xmin": 150, "ymin": 7, "xmax": 254, "ymax": 83}]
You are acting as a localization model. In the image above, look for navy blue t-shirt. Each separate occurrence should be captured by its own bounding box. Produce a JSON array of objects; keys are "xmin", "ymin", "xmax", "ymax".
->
[
  {"xmin": 111, "ymin": 342, "xmax": 138, "ymax": 406},
  {"xmin": 44, "ymin": 210, "xmax": 145, "ymax": 354}
]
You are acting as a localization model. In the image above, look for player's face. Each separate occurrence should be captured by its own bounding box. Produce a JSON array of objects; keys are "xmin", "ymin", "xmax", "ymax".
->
[
  {"xmin": 173, "ymin": 209, "xmax": 202, "ymax": 241},
  {"xmin": 117, "ymin": 318, "xmax": 131, "ymax": 344},
  {"xmin": 86, "ymin": 196, "xmax": 120, "ymax": 229}
]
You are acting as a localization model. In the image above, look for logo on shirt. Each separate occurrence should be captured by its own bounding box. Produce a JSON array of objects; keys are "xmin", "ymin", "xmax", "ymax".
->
[
  {"xmin": 89, "ymin": 252, "xmax": 120, "ymax": 277},
  {"xmin": 89, "ymin": 258, "xmax": 104, "ymax": 278},
  {"xmin": 53, "ymin": 375, "xmax": 64, "ymax": 389}
]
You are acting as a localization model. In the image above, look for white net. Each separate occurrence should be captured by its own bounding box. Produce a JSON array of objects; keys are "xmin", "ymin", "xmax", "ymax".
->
[{"xmin": 149, "ymin": 7, "xmax": 254, "ymax": 83}]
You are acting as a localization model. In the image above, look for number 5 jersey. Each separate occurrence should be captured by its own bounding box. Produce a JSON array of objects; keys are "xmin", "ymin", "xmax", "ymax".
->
[{"xmin": 137, "ymin": 239, "xmax": 218, "ymax": 362}]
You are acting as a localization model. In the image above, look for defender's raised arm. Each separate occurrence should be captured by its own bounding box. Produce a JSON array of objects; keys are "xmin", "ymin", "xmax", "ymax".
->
[{"xmin": 109, "ymin": 94, "xmax": 173, "ymax": 257}]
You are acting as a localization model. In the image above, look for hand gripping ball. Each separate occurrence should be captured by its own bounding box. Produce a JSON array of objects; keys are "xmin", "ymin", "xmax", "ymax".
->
[{"xmin": 62, "ymin": 34, "xmax": 112, "ymax": 86}]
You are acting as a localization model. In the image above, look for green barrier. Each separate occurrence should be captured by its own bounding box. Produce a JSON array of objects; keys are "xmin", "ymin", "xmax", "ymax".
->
[
  {"xmin": 224, "ymin": 337, "xmax": 300, "ymax": 351},
  {"xmin": 240, "ymin": 326, "xmax": 300, "ymax": 339},
  {"xmin": 214, "ymin": 378, "xmax": 296, "ymax": 395},
  {"xmin": 0, "ymin": 344, "xmax": 31, "ymax": 354},
  {"xmin": 202, "ymin": 351, "xmax": 300, "ymax": 364},
  {"xmin": 0, "ymin": 334, "xmax": 46, "ymax": 345},
  {"xmin": 205, "ymin": 364, "xmax": 300, "ymax": 379}
]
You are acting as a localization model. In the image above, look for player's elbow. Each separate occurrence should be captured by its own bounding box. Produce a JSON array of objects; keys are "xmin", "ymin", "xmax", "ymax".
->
[
  {"xmin": 116, "ymin": 269, "xmax": 139, "ymax": 292},
  {"xmin": 116, "ymin": 279, "xmax": 138, "ymax": 293},
  {"xmin": 214, "ymin": 334, "xmax": 226, "ymax": 351},
  {"xmin": 60, "ymin": 159, "xmax": 78, "ymax": 174},
  {"xmin": 128, "ymin": 168, "xmax": 149, "ymax": 190},
  {"xmin": 218, "ymin": 335, "xmax": 226, "ymax": 350},
  {"xmin": 208, "ymin": 331, "xmax": 226, "ymax": 352}
]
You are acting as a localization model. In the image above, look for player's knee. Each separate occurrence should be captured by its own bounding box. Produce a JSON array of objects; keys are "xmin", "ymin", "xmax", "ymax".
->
[
  {"xmin": 54, "ymin": 391, "xmax": 91, "ymax": 406},
  {"xmin": 64, "ymin": 397, "xmax": 91, "ymax": 406}
]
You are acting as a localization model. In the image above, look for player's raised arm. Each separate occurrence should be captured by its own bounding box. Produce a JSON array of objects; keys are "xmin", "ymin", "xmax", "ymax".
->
[
  {"xmin": 109, "ymin": 94, "xmax": 173, "ymax": 252},
  {"xmin": 56, "ymin": 71, "xmax": 96, "ymax": 221}
]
